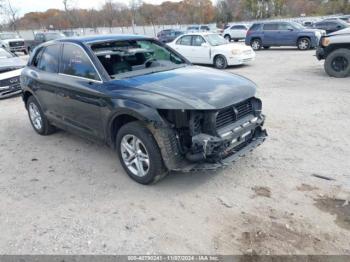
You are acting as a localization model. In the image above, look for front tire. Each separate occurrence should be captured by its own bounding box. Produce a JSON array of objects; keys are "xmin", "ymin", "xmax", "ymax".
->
[
  {"xmin": 324, "ymin": 49, "xmax": 350, "ymax": 78},
  {"xmin": 214, "ymin": 55, "xmax": 228, "ymax": 69},
  {"xmin": 224, "ymin": 35, "xmax": 231, "ymax": 42},
  {"xmin": 297, "ymin": 37, "xmax": 311, "ymax": 50},
  {"xmin": 116, "ymin": 121, "xmax": 168, "ymax": 184},
  {"xmin": 27, "ymin": 96, "xmax": 56, "ymax": 135}
]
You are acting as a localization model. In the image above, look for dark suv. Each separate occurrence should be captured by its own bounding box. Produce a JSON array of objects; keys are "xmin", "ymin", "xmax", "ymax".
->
[
  {"xmin": 245, "ymin": 21, "xmax": 324, "ymax": 50},
  {"xmin": 312, "ymin": 19, "xmax": 349, "ymax": 34},
  {"xmin": 316, "ymin": 28, "xmax": 350, "ymax": 78},
  {"xmin": 20, "ymin": 35, "xmax": 267, "ymax": 184}
]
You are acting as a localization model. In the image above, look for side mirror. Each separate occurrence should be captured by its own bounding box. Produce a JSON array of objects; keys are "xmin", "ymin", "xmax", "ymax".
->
[
  {"xmin": 288, "ymin": 28, "xmax": 294, "ymax": 31},
  {"xmin": 201, "ymin": 42, "xmax": 210, "ymax": 47}
]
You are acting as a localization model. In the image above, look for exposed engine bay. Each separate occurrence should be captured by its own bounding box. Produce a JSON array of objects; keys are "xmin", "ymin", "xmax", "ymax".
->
[{"xmin": 155, "ymin": 97, "xmax": 267, "ymax": 171}]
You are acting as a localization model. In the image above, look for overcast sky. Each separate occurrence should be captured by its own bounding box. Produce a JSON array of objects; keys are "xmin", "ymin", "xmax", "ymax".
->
[{"xmin": 10, "ymin": 0, "xmax": 209, "ymax": 16}]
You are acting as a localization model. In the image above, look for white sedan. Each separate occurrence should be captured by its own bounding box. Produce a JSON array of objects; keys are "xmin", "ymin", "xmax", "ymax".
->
[{"xmin": 168, "ymin": 32, "xmax": 255, "ymax": 69}]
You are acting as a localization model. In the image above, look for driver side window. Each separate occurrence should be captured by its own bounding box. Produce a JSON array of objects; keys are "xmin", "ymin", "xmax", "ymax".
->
[
  {"xmin": 279, "ymin": 23, "xmax": 294, "ymax": 31},
  {"xmin": 59, "ymin": 44, "xmax": 100, "ymax": 81}
]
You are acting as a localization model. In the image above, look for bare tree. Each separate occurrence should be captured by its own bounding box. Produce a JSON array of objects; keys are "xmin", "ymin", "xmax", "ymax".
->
[{"xmin": 1, "ymin": 0, "xmax": 19, "ymax": 31}]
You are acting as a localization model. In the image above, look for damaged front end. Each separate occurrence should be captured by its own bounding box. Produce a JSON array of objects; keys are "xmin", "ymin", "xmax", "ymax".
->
[{"xmin": 153, "ymin": 97, "xmax": 267, "ymax": 172}]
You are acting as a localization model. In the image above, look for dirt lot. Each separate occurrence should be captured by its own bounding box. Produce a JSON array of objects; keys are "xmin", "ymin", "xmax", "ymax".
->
[{"xmin": 0, "ymin": 48, "xmax": 350, "ymax": 254}]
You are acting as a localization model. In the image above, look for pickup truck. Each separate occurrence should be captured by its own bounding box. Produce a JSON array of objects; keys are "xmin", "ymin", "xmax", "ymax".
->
[
  {"xmin": 26, "ymin": 32, "xmax": 65, "ymax": 52},
  {"xmin": 316, "ymin": 28, "xmax": 350, "ymax": 78},
  {"xmin": 0, "ymin": 32, "xmax": 28, "ymax": 54}
]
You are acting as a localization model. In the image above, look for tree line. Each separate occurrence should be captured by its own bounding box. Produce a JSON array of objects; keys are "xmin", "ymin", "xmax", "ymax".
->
[{"xmin": 0, "ymin": 0, "xmax": 349, "ymax": 31}]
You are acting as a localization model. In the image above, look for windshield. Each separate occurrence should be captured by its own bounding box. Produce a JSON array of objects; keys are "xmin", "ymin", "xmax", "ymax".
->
[
  {"xmin": 0, "ymin": 48, "xmax": 14, "ymax": 58},
  {"xmin": 91, "ymin": 39, "xmax": 186, "ymax": 79},
  {"xmin": 205, "ymin": 34, "xmax": 228, "ymax": 46},
  {"xmin": 291, "ymin": 22, "xmax": 305, "ymax": 30},
  {"xmin": 45, "ymin": 33, "xmax": 65, "ymax": 41},
  {"xmin": 0, "ymin": 33, "xmax": 20, "ymax": 40}
]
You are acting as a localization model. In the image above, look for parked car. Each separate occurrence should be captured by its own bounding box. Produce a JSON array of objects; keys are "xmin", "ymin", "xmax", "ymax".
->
[
  {"xmin": 245, "ymin": 21, "xmax": 325, "ymax": 50},
  {"xmin": 316, "ymin": 28, "xmax": 350, "ymax": 78},
  {"xmin": 20, "ymin": 35, "xmax": 267, "ymax": 184},
  {"xmin": 157, "ymin": 29, "xmax": 184, "ymax": 43},
  {"xmin": 339, "ymin": 15, "xmax": 350, "ymax": 24},
  {"xmin": 62, "ymin": 31, "xmax": 80, "ymax": 37},
  {"xmin": 0, "ymin": 32, "xmax": 27, "ymax": 54},
  {"xmin": 26, "ymin": 32, "xmax": 65, "ymax": 52},
  {"xmin": 168, "ymin": 32, "xmax": 255, "ymax": 69},
  {"xmin": 312, "ymin": 19, "xmax": 349, "ymax": 34},
  {"xmin": 223, "ymin": 24, "xmax": 249, "ymax": 42},
  {"xmin": 323, "ymin": 16, "xmax": 350, "ymax": 23},
  {"xmin": 302, "ymin": 21, "xmax": 315, "ymax": 28},
  {"xmin": 0, "ymin": 48, "xmax": 26, "ymax": 99},
  {"xmin": 187, "ymin": 25, "xmax": 210, "ymax": 32}
]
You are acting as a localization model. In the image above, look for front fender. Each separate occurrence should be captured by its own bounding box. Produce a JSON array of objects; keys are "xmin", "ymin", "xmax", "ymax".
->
[{"xmin": 105, "ymin": 98, "xmax": 166, "ymax": 147}]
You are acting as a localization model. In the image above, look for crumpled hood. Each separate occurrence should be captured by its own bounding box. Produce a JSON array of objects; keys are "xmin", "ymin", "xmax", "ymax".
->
[{"xmin": 108, "ymin": 66, "xmax": 257, "ymax": 110}]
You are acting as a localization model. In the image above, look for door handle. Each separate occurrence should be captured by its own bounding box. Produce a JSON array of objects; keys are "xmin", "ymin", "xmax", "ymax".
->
[{"xmin": 30, "ymin": 71, "xmax": 39, "ymax": 79}]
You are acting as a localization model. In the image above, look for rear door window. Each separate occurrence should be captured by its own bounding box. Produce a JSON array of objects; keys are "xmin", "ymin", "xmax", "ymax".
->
[
  {"xmin": 263, "ymin": 23, "xmax": 278, "ymax": 30},
  {"xmin": 59, "ymin": 44, "xmax": 100, "ymax": 81},
  {"xmin": 37, "ymin": 44, "xmax": 60, "ymax": 73},
  {"xmin": 176, "ymin": 35, "xmax": 192, "ymax": 46}
]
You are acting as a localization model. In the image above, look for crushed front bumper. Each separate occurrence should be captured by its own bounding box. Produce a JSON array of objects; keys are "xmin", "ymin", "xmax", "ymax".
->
[{"xmin": 150, "ymin": 114, "xmax": 267, "ymax": 172}]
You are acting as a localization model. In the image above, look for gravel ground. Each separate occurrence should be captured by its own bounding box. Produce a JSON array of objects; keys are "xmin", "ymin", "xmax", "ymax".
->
[{"xmin": 0, "ymin": 48, "xmax": 350, "ymax": 254}]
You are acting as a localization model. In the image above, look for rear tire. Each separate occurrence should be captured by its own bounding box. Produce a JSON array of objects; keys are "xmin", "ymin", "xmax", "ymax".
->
[
  {"xmin": 324, "ymin": 48, "xmax": 350, "ymax": 78},
  {"xmin": 263, "ymin": 46, "xmax": 270, "ymax": 49},
  {"xmin": 297, "ymin": 37, "xmax": 311, "ymax": 50},
  {"xmin": 234, "ymin": 39, "xmax": 239, "ymax": 42},
  {"xmin": 26, "ymin": 96, "xmax": 56, "ymax": 135},
  {"xmin": 251, "ymin": 39, "xmax": 262, "ymax": 50},
  {"xmin": 214, "ymin": 55, "xmax": 228, "ymax": 69},
  {"xmin": 116, "ymin": 121, "xmax": 168, "ymax": 185}
]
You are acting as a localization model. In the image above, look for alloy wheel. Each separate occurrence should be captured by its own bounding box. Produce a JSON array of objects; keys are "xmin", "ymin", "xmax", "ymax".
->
[
  {"xmin": 298, "ymin": 39, "xmax": 310, "ymax": 50},
  {"xmin": 215, "ymin": 57, "xmax": 225, "ymax": 68},
  {"xmin": 28, "ymin": 102, "xmax": 43, "ymax": 130},
  {"xmin": 120, "ymin": 134, "xmax": 150, "ymax": 177},
  {"xmin": 251, "ymin": 40, "xmax": 261, "ymax": 50}
]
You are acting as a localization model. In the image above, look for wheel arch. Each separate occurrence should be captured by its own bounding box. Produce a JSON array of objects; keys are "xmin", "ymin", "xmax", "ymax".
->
[
  {"xmin": 107, "ymin": 106, "xmax": 163, "ymax": 149},
  {"xmin": 296, "ymin": 35, "xmax": 311, "ymax": 44},
  {"xmin": 23, "ymin": 90, "xmax": 34, "ymax": 108},
  {"xmin": 324, "ymin": 44, "xmax": 350, "ymax": 59},
  {"xmin": 212, "ymin": 53, "xmax": 228, "ymax": 63}
]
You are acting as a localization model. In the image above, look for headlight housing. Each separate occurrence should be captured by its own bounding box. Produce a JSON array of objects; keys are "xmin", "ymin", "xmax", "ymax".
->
[
  {"xmin": 321, "ymin": 37, "xmax": 331, "ymax": 47},
  {"xmin": 231, "ymin": 49, "xmax": 243, "ymax": 55}
]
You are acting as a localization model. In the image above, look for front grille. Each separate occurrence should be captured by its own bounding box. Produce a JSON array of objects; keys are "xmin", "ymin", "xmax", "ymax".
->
[
  {"xmin": 9, "ymin": 41, "xmax": 24, "ymax": 47},
  {"xmin": 0, "ymin": 76, "xmax": 20, "ymax": 87},
  {"xmin": 216, "ymin": 99, "xmax": 253, "ymax": 129}
]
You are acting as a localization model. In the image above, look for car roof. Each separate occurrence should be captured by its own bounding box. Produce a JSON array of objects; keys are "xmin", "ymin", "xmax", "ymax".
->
[
  {"xmin": 57, "ymin": 34, "xmax": 152, "ymax": 44},
  {"xmin": 179, "ymin": 32, "xmax": 218, "ymax": 36}
]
